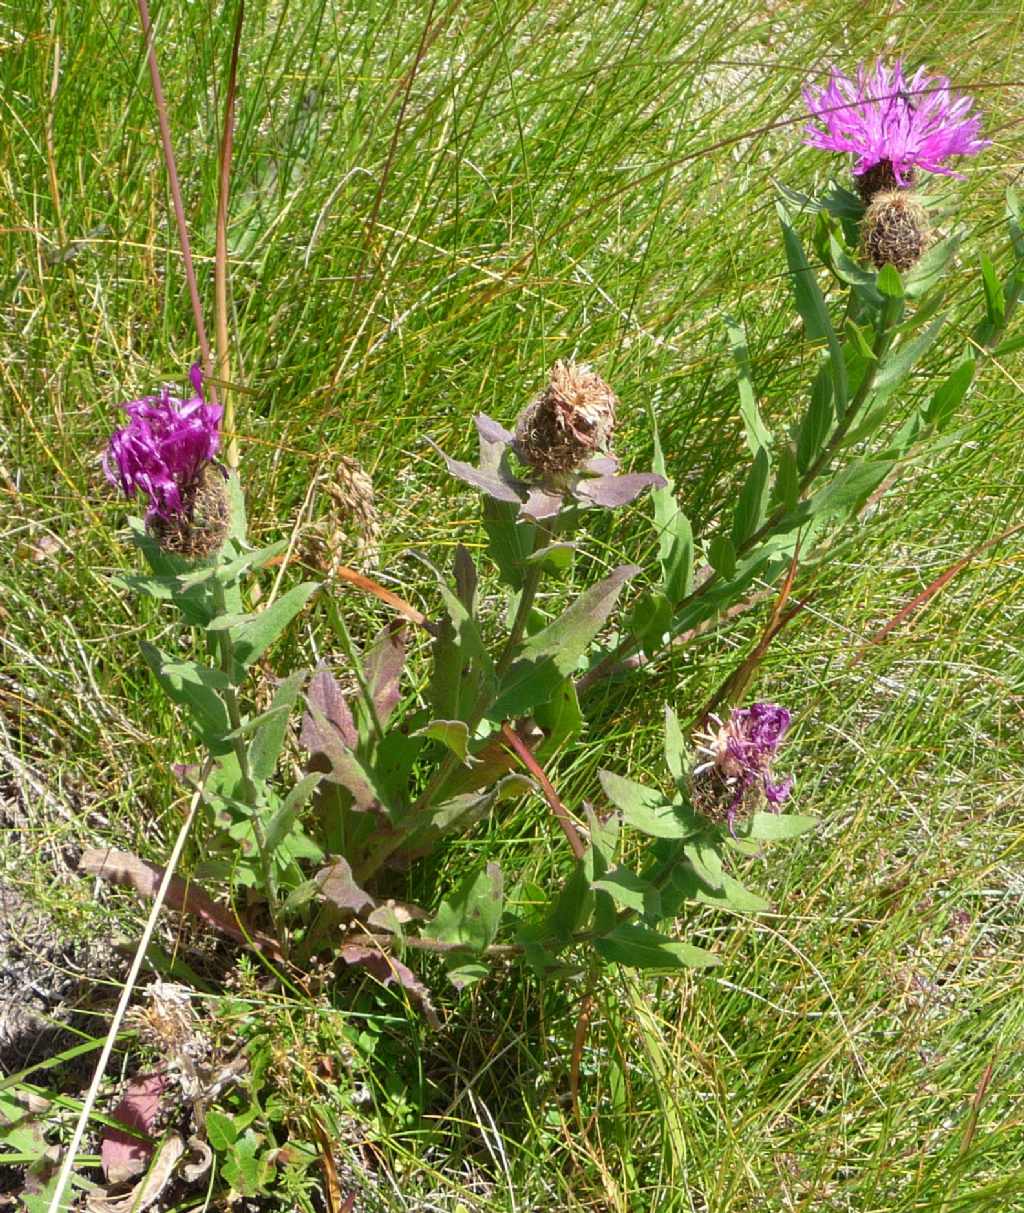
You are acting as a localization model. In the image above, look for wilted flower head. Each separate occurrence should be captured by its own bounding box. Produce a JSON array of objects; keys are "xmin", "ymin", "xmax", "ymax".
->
[
  {"xmin": 803, "ymin": 59, "xmax": 989, "ymax": 198},
  {"xmin": 105, "ymin": 364, "xmax": 228, "ymax": 557},
  {"xmin": 693, "ymin": 702, "xmax": 794, "ymax": 829},
  {"xmin": 514, "ymin": 360, "xmax": 617, "ymax": 475}
]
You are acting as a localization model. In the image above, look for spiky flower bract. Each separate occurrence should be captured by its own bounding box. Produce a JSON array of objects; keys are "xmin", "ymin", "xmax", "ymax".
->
[
  {"xmin": 803, "ymin": 59, "xmax": 989, "ymax": 197},
  {"xmin": 862, "ymin": 190, "xmax": 931, "ymax": 270},
  {"xmin": 693, "ymin": 702, "xmax": 794, "ymax": 830}
]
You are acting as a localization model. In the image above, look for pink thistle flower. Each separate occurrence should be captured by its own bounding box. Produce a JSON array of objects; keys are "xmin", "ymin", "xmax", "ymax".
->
[
  {"xmin": 803, "ymin": 59, "xmax": 989, "ymax": 191},
  {"xmin": 104, "ymin": 364, "xmax": 222, "ymax": 523},
  {"xmin": 693, "ymin": 702, "xmax": 794, "ymax": 830}
]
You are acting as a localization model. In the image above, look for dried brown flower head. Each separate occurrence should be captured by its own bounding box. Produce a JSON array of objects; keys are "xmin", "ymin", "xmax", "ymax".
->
[
  {"xmin": 514, "ymin": 361, "xmax": 617, "ymax": 475},
  {"xmin": 862, "ymin": 190, "xmax": 930, "ymax": 271},
  {"xmin": 149, "ymin": 464, "xmax": 229, "ymax": 559}
]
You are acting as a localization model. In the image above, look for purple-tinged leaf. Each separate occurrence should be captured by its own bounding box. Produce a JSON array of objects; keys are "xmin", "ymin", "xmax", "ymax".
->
[
  {"xmin": 576, "ymin": 472, "xmax": 667, "ymax": 508},
  {"xmin": 100, "ymin": 1073, "xmax": 168, "ymax": 1183},
  {"xmin": 427, "ymin": 438, "xmax": 526, "ymax": 504},
  {"xmin": 521, "ymin": 486, "xmax": 564, "ymax": 520},
  {"xmin": 362, "ymin": 621, "xmax": 407, "ymax": 726},
  {"xmin": 305, "ymin": 706, "xmax": 381, "ymax": 811},
  {"xmin": 316, "ymin": 857, "xmax": 375, "ymax": 916},
  {"xmin": 584, "ymin": 454, "xmax": 619, "ymax": 475},
  {"xmin": 301, "ymin": 665, "xmax": 357, "ymax": 750},
  {"xmin": 340, "ymin": 944, "xmax": 441, "ymax": 1028},
  {"xmin": 475, "ymin": 413, "xmax": 515, "ymax": 445}
]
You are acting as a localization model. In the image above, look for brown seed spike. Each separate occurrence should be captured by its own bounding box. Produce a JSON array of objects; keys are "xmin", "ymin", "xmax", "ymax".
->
[
  {"xmin": 862, "ymin": 190, "xmax": 930, "ymax": 272},
  {"xmin": 514, "ymin": 360, "xmax": 618, "ymax": 475},
  {"xmin": 150, "ymin": 464, "xmax": 230, "ymax": 559}
]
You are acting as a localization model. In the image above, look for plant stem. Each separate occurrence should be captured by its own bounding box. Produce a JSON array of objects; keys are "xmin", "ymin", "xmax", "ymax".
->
[{"xmin": 216, "ymin": 0, "xmax": 244, "ymax": 469}]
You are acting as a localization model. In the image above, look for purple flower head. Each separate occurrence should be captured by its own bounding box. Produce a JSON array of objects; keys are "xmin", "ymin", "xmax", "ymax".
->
[
  {"xmin": 803, "ymin": 59, "xmax": 989, "ymax": 186},
  {"xmin": 694, "ymin": 702, "xmax": 794, "ymax": 830},
  {"xmin": 104, "ymin": 364, "xmax": 222, "ymax": 523}
]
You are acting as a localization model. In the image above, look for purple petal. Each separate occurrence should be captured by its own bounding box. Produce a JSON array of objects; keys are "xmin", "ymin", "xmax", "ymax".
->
[
  {"xmin": 188, "ymin": 362, "xmax": 204, "ymax": 398},
  {"xmin": 575, "ymin": 472, "xmax": 667, "ymax": 508}
]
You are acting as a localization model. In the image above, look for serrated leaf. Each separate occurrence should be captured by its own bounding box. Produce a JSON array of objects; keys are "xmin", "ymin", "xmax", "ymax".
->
[
  {"xmin": 316, "ymin": 856, "xmax": 375, "ymax": 915},
  {"xmin": 598, "ymin": 770, "xmax": 699, "ymax": 839},
  {"xmin": 339, "ymin": 945, "xmax": 441, "ymax": 1028},
  {"xmin": 744, "ymin": 812, "xmax": 818, "ymax": 840},
  {"xmin": 594, "ymin": 923, "xmax": 720, "ymax": 970},
  {"xmin": 487, "ymin": 565, "xmax": 638, "ymax": 720}
]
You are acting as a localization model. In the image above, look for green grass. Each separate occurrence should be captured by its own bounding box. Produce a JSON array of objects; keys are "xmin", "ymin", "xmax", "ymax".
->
[{"xmin": 3, "ymin": 0, "xmax": 1024, "ymax": 1209}]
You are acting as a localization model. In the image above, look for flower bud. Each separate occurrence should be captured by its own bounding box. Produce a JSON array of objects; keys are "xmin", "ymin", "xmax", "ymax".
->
[
  {"xmin": 862, "ymin": 190, "xmax": 930, "ymax": 272},
  {"xmin": 514, "ymin": 361, "xmax": 617, "ymax": 476},
  {"xmin": 150, "ymin": 464, "xmax": 229, "ymax": 559}
]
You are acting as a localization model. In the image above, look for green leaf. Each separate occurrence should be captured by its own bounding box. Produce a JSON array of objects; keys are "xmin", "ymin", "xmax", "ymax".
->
[
  {"xmin": 664, "ymin": 705, "xmax": 687, "ymax": 788},
  {"xmin": 777, "ymin": 202, "xmax": 847, "ymax": 411},
  {"xmin": 828, "ymin": 235, "xmax": 883, "ymax": 306},
  {"xmin": 980, "ymin": 252, "xmax": 1005, "ymax": 327},
  {"xmin": 221, "ymin": 581, "xmax": 320, "ymax": 672},
  {"xmin": 666, "ymin": 860, "xmax": 770, "ymax": 914},
  {"xmin": 731, "ymin": 448, "xmax": 771, "ymax": 548},
  {"xmin": 598, "ymin": 770, "xmax": 699, "ymax": 840},
  {"xmin": 483, "ymin": 496, "xmax": 535, "ymax": 590},
  {"xmin": 708, "ymin": 534, "xmax": 736, "ymax": 579},
  {"xmin": 592, "ymin": 865, "xmax": 661, "ymax": 919},
  {"xmin": 773, "ymin": 440, "xmax": 800, "ymax": 512},
  {"xmin": 204, "ymin": 1109, "xmax": 239, "ymax": 1151},
  {"xmin": 804, "ymin": 459, "xmax": 894, "ymax": 525},
  {"xmin": 488, "ymin": 565, "xmax": 638, "ymax": 720},
  {"xmin": 724, "ymin": 314, "xmax": 771, "ymax": 455},
  {"xmin": 626, "ymin": 590, "xmax": 672, "ymax": 655},
  {"xmin": 415, "ymin": 719, "xmax": 472, "ymax": 764},
  {"xmin": 903, "ymin": 230, "xmax": 963, "ymax": 299},
  {"xmin": 924, "ymin": 358, "xmax": 976, "ymax": 429},
  {"xmin": 685, "ymin": 839, "xmax": 725, "ymax": 891},
  {"xmin": 178, "ymin": 539, "xmax": 288, "ymax": 588},
  {"xmin": 594, "ymin": 923, "xmax": 720, "ymax": 970},
  {"xmin": 796, "ymin": 360, "xmax": 835, "ymax": 474},
  {"xmin": 431, "ymin": 863, "xmax": 504, "ymax": 954},
  {"xmin": 250, "ymin": 669, "xmax": 306, "ymax": 781},
  {"xmin": 650, "ymin": 421, "xmax": 694, "ymax": 604},
  {"xmin": 875, "ymin": 263, "xmax": 904, "ymax": 299},
  {"xmin": 139, "ymin": 643, "xmax": 230, "ymax": 748},
  {"xmin": 872, "ymin": 313, "xmax": 946, "ymax": 395},
  {"xmin": 524, "ymin": 542, "xmax": 575, "ymax": 573},
  {"xmin": 533, "ymin": 678, "xmax": 583, "ymax": 762},
  {"xmin": 745, "ymin": 812, "xmax": 818, "ymax": 840},
  {"xmin": 264, "ymin": 772, "xmax": 322, "ymax": 852},
  {"xmin": 545, "ymin": 859, "xmax": 591, "ymax": 945}
]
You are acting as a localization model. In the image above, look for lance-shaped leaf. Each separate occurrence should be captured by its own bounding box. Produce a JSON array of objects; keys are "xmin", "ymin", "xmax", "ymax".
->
[
  {"xmin": 665, "ymin": 857, "xmax": 770, "ymax": 915},
  {"xmin": 210, "ymin": 581, "xmax": 319, "ymax": 675},
  {"xmin": 264, "ymin": 772, "xmax": 322, "ymax": 852},
  {"xmin": 725, "ymin": 313, "xmax": 772, "ymax": 456},
  {"xmin": 488, "ymin": 565, "xmax": 639, "ymax": 720},
  {"xmin": 391, "ymin": 774, "xmax": 532, "ymax": 864},
  {"xmin": 250, "ymin": 669, "xmax": 306, "ymax": 782},
  {"xmin": 303, "ymin": 704, "xmax": 381, "ymax": 812},
  {"xmin": 522, "ymin": 485, "xmax": 564, "ymax": 520},
  {"xmin": 743, "ymin": 811, "xmax": 818, "ymax": 840},
  {"xmin": 592, "ymin": 865, "xmax": 661, "ymax": 920},
  {"xmin": 427, "ymin": 413, "xmax": 527, "ymax": 504},
  {"xmin": 139, "ymin": 644, "xmax": 230, "ymax": 749},
  {"xmin": 575, "ymin": 472, "xmax": 666, "ymax": 509},
  {"xmin": 362, "ymin": 621, "xmax": 407, "ymax": 726},
  {"xmin": 339, "ymin": 944, "xmax": 440, "ymax": 1029},
  {"xmin": 650, "ymin": 422, "xmax": 693, "ymax": 605},
  {"xmin": 301, "ymin": 665, "xmax": 357, "ymax": 751},
  {"xmin": 598, "ymin": 769, "xmax": 699, "ymax": 839},
  {"xmin": 594, "ymin": 923, "xmax": 720, "ymax": 970}
]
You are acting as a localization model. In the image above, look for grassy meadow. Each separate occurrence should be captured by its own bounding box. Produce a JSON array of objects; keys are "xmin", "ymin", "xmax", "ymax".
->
[{"xmin": 3, "ymin": 0, "xmax": 1024, "ymax": 1209}]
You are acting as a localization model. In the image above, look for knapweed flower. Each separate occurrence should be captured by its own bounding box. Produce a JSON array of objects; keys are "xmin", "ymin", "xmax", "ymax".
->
[
  {"xmin": 803, "ymin": 59, "xmax": 990, "ymax": 199},
  {"xmin": 430, "ymin": 361, "xmax": 665, "ymax": 522},
  {"xmin": 693, "ymin": 702, "xmax": 794, "ymax": 829},
  {"xmin": 104, "ymin": 364, "xmax": 228, "ymax": 557}
]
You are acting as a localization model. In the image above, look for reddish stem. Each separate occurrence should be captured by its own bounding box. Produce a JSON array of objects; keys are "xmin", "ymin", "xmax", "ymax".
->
[{"xmin": 500, "ymin": 723, "xmax": 585, "ymax": 860}]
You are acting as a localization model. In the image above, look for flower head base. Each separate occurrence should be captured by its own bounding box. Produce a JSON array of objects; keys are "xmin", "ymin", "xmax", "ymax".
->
[
  {"xmin": 862, "ymin": 190, "xmax": 930, "ymax": 271},
  {"xmin": 514, "ymin": 361, "xmax": 617, "ymax": 476},
  {"xmin": 693, "ymin": 702, "xmax": 794, "ymax": 830},
  {"xmin": 104, "ymin": 364, "xmax": 227, "ymax": 557},
  {"xmin": 803, "ymin": 59, "xmax": 989, "ymax": 199}
]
